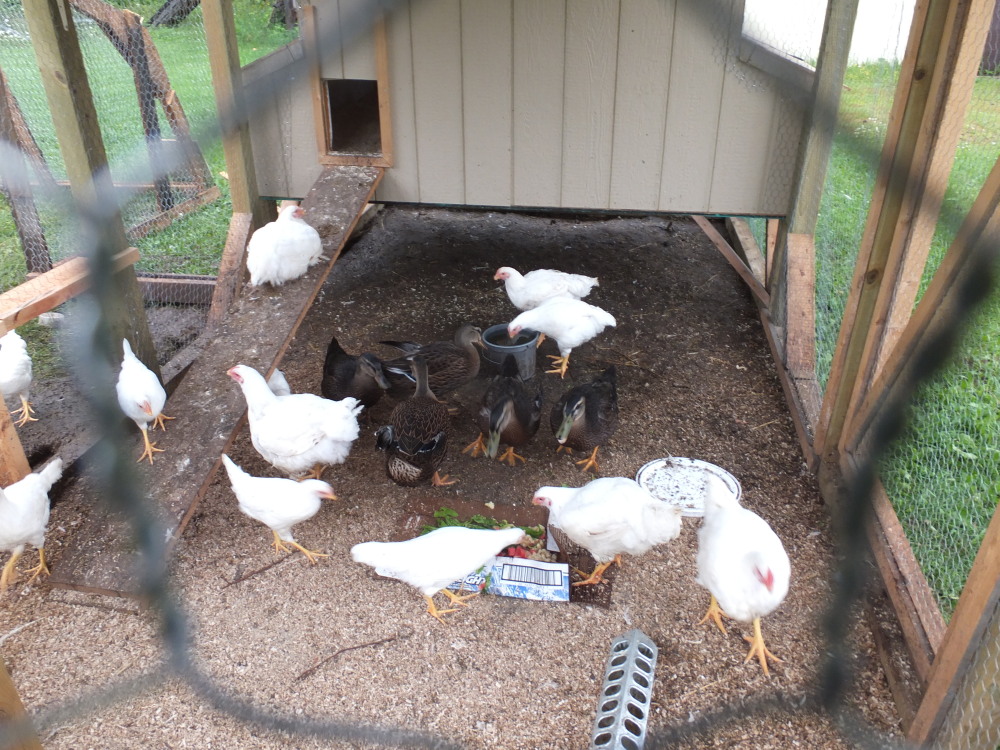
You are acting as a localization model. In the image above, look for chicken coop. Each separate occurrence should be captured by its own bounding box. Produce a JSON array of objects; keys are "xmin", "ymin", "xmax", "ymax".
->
[{"xmin": 1, "ymin": 0, "xmax": 1000, "ymax": 746}]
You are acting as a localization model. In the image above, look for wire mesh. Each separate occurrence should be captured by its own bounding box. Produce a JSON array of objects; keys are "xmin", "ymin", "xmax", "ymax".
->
[{"xmin": 1, "ymin": 0, "xmax": 999, "ymax": 747}]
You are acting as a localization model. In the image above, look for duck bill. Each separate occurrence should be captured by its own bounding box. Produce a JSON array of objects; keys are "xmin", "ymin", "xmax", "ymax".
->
[
  {"xmin": 485, "ymin": 430, "xmax": 502, "ymax": 459},
  {"xmin": 554, "ymin": 414, "xmax": 573, "ymax": 444}
]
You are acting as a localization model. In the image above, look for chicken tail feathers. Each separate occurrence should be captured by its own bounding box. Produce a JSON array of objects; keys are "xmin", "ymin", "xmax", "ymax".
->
[{"xmin": 36, "ymin": 457, "xmax": 63, "ymax": 492}]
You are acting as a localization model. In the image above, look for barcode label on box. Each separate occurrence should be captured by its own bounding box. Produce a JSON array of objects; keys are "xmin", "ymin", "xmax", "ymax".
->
[{"xmin": 486, "ymin": 556, "xmax": 570, "ymax": 601}]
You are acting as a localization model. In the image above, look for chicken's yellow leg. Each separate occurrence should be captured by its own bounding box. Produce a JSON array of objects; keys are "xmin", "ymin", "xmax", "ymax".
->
[
  {"xmin": 25, "ymin": 548, "xmax": 49, "ymax": 583},
  {"xmin": 0, "ymin": 550, "xmax": 22, "ymax": 593},
  {"xmin": 136, "ymin": 425, "xmax": 164, "ymax": 464},
  {"xmin": 271, "ymin": 530, "xmax": 292, "ymax": 554},
  {"xmin": 534, "ymin": 333, "xmax": 547, "ymax": 348},
  {"xmin": 442, "ymin": 588, "xmax": 479, "ymax": 607},
  {"xmin": 743, "ymin": 616, "xmax": 782, "ymax": 676},
  {"xmin": 698, "ymin": 594, "xmax": 728, "ymax": 635},
  {"xmin": 462, "ymin": 433, "xmax": 487, "ymax": 457},
  {"xmin": 11, "ymin": 396, "xmax": 37, "ymax": 427},
  {"xmin": 152, "ymin": 412, "xmax": 175, "ymax": 431},
  {"xmin": 497, "ymin": 446, "xmax": 526, "ymax": 466},
  {"xmin": 545, "ymin": 354, "xmax": 570, "ymax": 378},
  {"xmin": 287, "ymin": 540, "xmax": 329, "ymax": 565},
  {"xmin": 424, "ymin": 594, "xmax": 459, "ymax": 623},
  {"xmin": 572, "ymin": 560, "xmax": 614, "ymax": 586},
  {"xmin": 574, "ymin": 447, "xmax": 601, "ymax": 474}
]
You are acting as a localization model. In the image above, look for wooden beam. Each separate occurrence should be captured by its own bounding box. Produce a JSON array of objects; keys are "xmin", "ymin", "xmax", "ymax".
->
[
  {"xmin": 124, "ymin": 185, "xmax": 221, "ymax": 240},
  {"xmin": 814, "ymin": 0, "xmax": 937, "ymax": 462},
  {"xmin": 784, "ymin": 232, "xmax": 816, "ymax": 380},
  {"xmin": 22, "ymin": 0, "xmax": 159, "ymax": 376},
  {"xmin": 691, "ymin": 215, "xmax": 770, "ymax": 307},
  {"xmin": 845, "ymin": 154, "xmax": 1000, "ymax": 456},
  {"xmin": 724, "ymin": 217, "xmax": 766, "ymax": 283},
  {"xmin": 0, "ymin": 657, "xmax": 43, "ymax": 750},
  {"xmin": 909, "ymin": 503, "xmax": 1000, "ymax": 745},
  {"xmin": 0, "ymin": 249, "xmax": 140, "ymax": 335},
  {"xmin": 202, "ymin": 0, "xmax": 269, "ymax": 228},
  {"xmin": 846, "ymin": 0, "xmax": 994, "ymax": 436},
  {"xmin": 136, "ymin": 274, "xmax": 216, "ymax": 306},
  {"xmin": 206, "ymin": 211, "xmax": 252, "ymax": 328},
  {"xmin": 0, "ymin": 396, "xmax": 31, "ymax": 486},
  {"xmin": 766, "ymin": 218, "xmax": 779, "ymax": 280}
]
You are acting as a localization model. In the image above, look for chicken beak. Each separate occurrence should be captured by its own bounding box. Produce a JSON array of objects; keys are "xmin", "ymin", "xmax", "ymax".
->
[
  {"xmin": 531, "ymin": 495, "xmax": 545, "ymax": 507},
  {"xmin": 140, "ymin": 400, "xmax": 153, "ymax": 416},
  {"xmin": 226, "ymin": 366, "xmax": 243, "ymax": 383},
  {"xmin": 493, "ymin": 270, "xmax": 503, "ymax": 281},
  {"xmin": 321, "ymin": 491, "xmax": 339, "ymax": 501}
]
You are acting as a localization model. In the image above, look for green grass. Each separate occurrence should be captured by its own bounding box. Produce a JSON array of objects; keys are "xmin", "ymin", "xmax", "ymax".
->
[
  {"xmin": 815, "ymin": 63, "xmax": 1000, "ymax": 620},
  {"xmin": 0, "ymin": 0, "xmax": 293, "ymax": 369}
]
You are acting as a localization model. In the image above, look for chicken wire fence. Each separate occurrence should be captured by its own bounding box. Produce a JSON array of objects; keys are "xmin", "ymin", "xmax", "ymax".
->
[
  {"xmin": 0, "ymin": 0, "xmax": 998, "ymax": 747},
  {"xmin": 811, "ymin": 0, "xmax": 1000, "ymax": 628}
]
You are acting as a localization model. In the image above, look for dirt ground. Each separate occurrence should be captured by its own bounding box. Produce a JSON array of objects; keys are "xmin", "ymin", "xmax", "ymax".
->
[{"xmin": 0, "ymin": 207, "xmax": 904, "ymax": 749}]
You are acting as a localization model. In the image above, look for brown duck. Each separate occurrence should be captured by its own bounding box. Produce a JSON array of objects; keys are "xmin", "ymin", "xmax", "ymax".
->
[
  {"xmin": 375, "ymin": 355, "xmax": 454, "ymax": 486},
  {"xmin": 381, "ymin": 324, "xmax": 482, "ymax": 400},
  {"xmin": 321, "ymin": 336, "xmax": 389, "ymax": 410},
  {"xmin": 464, "ymin": 355, "xmax": 543, "ymax": 466},
  {"xmin": 550, "ymin": 366, "xmax": 618, "ymax": 473}
]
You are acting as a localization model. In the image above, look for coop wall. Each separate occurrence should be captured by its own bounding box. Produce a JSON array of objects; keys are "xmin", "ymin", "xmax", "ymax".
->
[{"xmin": 245, "ymin": 0, "xmax": 807, "ymax": 215}]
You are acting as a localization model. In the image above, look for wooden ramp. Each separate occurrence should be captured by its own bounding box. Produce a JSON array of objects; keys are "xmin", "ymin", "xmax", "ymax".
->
[{"xmin": 48, "ymin": 165, "xmax": 383, "ymax": 597}]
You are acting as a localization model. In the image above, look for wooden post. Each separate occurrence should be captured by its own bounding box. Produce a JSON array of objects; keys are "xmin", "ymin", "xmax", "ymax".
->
[
  {"xmin": 22, "ymin": 0, "xmax": 159, "ymax": 376},
  {"xmin": 775, "ymin": 0, "xmax": 858, "ymax": 382},
  {"xmin": 0, "ymin": 396, "xmax": 30, "ymax": 486},
  {"xmin": 908, "ymin": 504, "xmax": 1000, "ymax": 745},
  {"xmin": 0, "ymin": 71, "xmax": 52, "ymax": 274},
  {"xmin": 0, "ymin": 657, "xmax": 43, "ymax": 750},
  {"xmin": 201, "ymin": 0, "xmax": 270, "ymax": 227},
  {"xmin": 846, "ymin": 154, "xmax": 1000, "ymax": 456},
  {"xmin": 123, "ymin": 9, "xmax": 174, "ymax": 214},
  {"xmin": 814, "ymin": 0, "xmax": 989, "ymax": 462}
]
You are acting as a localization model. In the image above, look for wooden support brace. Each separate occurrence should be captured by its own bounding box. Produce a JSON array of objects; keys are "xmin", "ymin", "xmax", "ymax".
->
[
  {"xmin": 0, "ymin": 657, "xmax": 42, "ymax": 750},
  {"xmin": 691, "ymin": 215, "xmax": 770, "ymax": 307}
]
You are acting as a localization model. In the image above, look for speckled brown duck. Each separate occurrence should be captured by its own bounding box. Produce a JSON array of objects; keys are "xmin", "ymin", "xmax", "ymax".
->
[
  {"xmin": 321, "ymin": 336, "xmax": 390, "ymax": 410},
  {"xmin": 375, "ymin": 355, "xmax": 454, "ymax": 486},
  {"xmin": 464, "ymin": 354, "xmax": 543, "ymax": 466},
  {"xmin": 381, "ymin": 323, "xmax": 483, "ymax": 400},
  {"xmin": 550, "ymin": 366, "xmax": 618, "ymax": 473}
]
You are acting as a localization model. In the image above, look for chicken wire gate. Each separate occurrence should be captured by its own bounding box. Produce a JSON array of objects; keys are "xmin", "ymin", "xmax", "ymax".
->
[{"xmin": 0, "ymin": 0, "xmax": 999, "ymax": 747}]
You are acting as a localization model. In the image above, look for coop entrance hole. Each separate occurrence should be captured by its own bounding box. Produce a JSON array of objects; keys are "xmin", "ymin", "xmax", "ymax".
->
[{"xmin": 324, "ymin": 79, "xmax": 382, "ymax": 156}]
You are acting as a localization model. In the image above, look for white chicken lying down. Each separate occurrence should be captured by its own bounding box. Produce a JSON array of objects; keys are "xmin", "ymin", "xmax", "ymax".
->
[
  {"xmin": 246, "ymin": 204, "xmax": 325, "ymax": 287},
  {"xmin": 0, "ymin": 330, "xmax": 37, "ymax": 427},
  {"xmin": 221, "ymin": 454, "xmax": 336, "ymax": 564},
  {"xmin": 507, "ymin": 297, "xmax": 616, "ymax": 378},
  {"xmin": 696, "ymin": 473, "xmax": 790, "ymax": 676},
  {"xmin": 533, "ymin": 478, "xmax": 682, "ymax": 586},
  {"xmin": 351, "ymin": 526, "xmax": 526, "ymax": 623},
  {"xmin": 228, "ymin": 364, "xmax": 363, "ymax": 479},
  {"xmin": 493, "ymin": 266, "xmax": 599, "ymax": 311},
  {"xmin": 116, "ymin": 338, "xmax": 173, "ymax": 464},
  {"xmin": 0, "ymin": 457, "xmax": 63, "ymax": 592}
]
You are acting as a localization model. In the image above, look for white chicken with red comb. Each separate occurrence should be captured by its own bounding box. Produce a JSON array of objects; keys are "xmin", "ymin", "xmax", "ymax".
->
[
  {"xmin": 246, "ymin": 204, "xmax": 325, "ymax": 287},
  {"xmin": 116, "ymin": 338, "xmax": 173, "ymax": 463},
  {"xmin": 696, "ymin": 472, "xmax": 790, "ymax": 676}
]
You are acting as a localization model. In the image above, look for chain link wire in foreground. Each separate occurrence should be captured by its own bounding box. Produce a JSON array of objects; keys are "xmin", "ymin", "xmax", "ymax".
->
[{"xmin": 1, "ymin": 0, "xmax": 996, "ymax": 746}]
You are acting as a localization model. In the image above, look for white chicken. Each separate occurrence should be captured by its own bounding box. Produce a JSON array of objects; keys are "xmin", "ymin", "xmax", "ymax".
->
[
  {"xmin": 696, "ymin": 473, "xmax": 791, "ymax": 676},
  {"xmin": 116, "ymin": 338, "xmax": 173, "ymax": 464},
  {"xmin": 220, "ymin": 454, "xmax": 336, "ymax": 564},
  {"xmin": 493, "ymin": 266, "xmax": 599, "ymax": 311},
  {"xmin": 532, "ymin": 477, "xmax": 682, "ymax": 586},
  {"xmin": 0, "ymin": 457, "xmax": 63, "ymax": 592},
  {"xmin": 351, "ymin": 526, "xmax": 525, "ymax": 623},
  {"xmin": 227, "ymin": 364, "xmax": 362, "ymax": 479},
  {"xmin": 246, "ymin": 204, "xmax": 325, "ymax": 287},
  {"xmin": 0, "ymin": 330, "xmax": 36, "ymax": 427},
  {"xmin": 507, "ymin": 297, "xmax": 616, "ymax": 378}
]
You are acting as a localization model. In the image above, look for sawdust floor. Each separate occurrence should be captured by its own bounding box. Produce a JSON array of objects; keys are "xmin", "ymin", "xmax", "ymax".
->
[{"xmin": 0, "ymin": 208, "xmax": 904, "ymax": 749}]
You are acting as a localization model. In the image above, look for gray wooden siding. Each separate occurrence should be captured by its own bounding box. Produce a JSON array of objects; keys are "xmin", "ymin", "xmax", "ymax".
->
[{"xmin": 246, "ymin": 0, "xmax": 805, "ymax": 215}]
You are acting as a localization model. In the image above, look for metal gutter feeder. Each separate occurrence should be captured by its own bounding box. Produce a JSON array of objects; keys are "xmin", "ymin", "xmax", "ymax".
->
[{"xmin": 590, "ymin": 629, "xmax": 658, "ymax": 750}]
